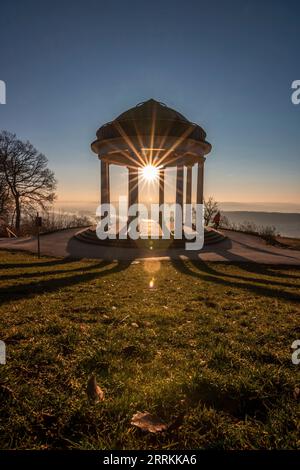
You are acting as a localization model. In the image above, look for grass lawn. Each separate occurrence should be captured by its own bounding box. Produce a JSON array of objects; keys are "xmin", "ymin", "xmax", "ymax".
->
[{"xmin": 0, "ymin": 250, "xmax": 300, "ymax": 450}]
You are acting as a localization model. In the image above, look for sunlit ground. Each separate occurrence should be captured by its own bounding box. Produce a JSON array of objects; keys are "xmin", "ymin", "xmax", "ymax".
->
[{"xmin": 0, "ymin": 250, "xmax": 299, "ymax": 449}]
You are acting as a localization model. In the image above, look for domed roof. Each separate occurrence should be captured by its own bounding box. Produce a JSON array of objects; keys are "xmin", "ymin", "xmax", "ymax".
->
[
  {"xmin": 115, "ymin": 99, "xmax": 189, "ymax": 123},
  {"xmin": 95, "ymin": 99, "xmax": 208, "ymax": 143}
]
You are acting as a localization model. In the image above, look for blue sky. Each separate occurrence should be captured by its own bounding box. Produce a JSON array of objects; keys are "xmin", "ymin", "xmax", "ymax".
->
[{"xmin": 0, "ymin": 0, "xmax": 299, "ymax": 209}]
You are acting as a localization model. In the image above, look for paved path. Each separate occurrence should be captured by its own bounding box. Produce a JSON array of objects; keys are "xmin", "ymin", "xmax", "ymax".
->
[{"xmin": 1, "ymin": 228, "xmax": 300, "ymax": 264}]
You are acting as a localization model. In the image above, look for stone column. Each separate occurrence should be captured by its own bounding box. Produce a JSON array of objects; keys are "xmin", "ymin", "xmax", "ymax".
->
[
  {"xmin": 175, "ymin": 164, "xmax": 184, "ymax": 233},
  {"xmin": 100, "ymin": 159, "xmax": 110, "ymax": 234},
  {"xmin": 185, "ymin": 165, "xmax": 192, "ymax": 226},
  {"xmin": 128, "ymin": 166, "xmax": 139, "ymax": 233},
  {"xmin": 186, "ymin": 166, "xmax": 192, "ymax": 205},
  {"xmin": 176, "ymin": 164, "xmax": 184, "ymax": 207},
  {"xmin": 196, "ymin": 160, "xmax": 204, "ymax": 205},
  {"xmin": 100, "ymin": 159, "xmax": 110, "ymax": 205},
  {"xmin": 159, "ymin": 168, "xmax": 165, "ymax": 230}
]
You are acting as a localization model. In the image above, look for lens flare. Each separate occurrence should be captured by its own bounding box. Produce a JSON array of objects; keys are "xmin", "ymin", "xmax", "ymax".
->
[
  {"xmin": 144, "ymin": 260, "xmax": 161, "ymax": 274},
  {"xmin": 142, "ymin": 164, "xmax": 158, "ymax": 182}
]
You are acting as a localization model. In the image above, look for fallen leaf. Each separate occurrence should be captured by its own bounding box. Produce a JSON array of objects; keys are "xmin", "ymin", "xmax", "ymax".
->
[
  {"xmin": 293, "ymin": 386, "xmax": 300, "ymax": 401},
  {"xmin": 87, "ymin": 375, "xmax": 105, "ymax": 403},
  {"xmin": 131, "ymin": 411, "xmax": 168, "ymax": 433}
]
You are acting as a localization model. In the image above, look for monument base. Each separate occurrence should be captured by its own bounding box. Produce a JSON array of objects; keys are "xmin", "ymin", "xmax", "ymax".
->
[{"xmin": 75, "ymin": 226, "xmax": 226, "ymax": 250}]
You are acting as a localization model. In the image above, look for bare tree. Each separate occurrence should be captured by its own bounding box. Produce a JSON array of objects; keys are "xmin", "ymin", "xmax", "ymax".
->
[
  {"xmin": 0, "ymin": 131, "xmax": 57, "ymax": 233},
  {"xmin": 0, "ymin": 174, "xmax": 13, "ymax": 233},
  {"xmin": 204, "ymin": 196, "xmax": 219, "ymax": 226},
  {"xmin": 0, "ymin": 175, "xmax": 10, "ymax": 215}
]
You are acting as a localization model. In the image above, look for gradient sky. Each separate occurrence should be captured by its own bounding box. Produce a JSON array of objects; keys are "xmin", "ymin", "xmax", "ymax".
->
[{"xmin": 0, "ymin": 0, "xmax": 299, "ymax": 209}]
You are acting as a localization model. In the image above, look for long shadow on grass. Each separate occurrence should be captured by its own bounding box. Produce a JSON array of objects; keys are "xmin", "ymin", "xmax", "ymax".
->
[
  {"xmin": 0, "ymin": 257, "xmax": 78, "ymax": 270},
  {"xmin": 0, "ymin": 259, "xmax": 113, "ymax": 281},
  {"xmin": 239, "ymin": 263, "xmax": 300, "ymax": 281},
  {"xmin": 238, "ymin": 263, "xmax": 300, "ymax": 281},
  {"xmin": 171, "ymin": 257, "xmax": 300, "ymax": 302},
  {"xmin": 0, "ymin": 259, "xmax": 131, "ymax": 306},
  {"xmin": 188, "ymin": 260, "xmax": 300, "ymax": 290},
  {"xmin": 182, "ymin": 376, "xmax": 271, "ymax": 422}
]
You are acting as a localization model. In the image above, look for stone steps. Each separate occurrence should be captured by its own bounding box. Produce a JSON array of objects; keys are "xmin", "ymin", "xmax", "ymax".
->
[{"xmin": 74, "ymin": 227, "xmax": 226, "ymax": 249}]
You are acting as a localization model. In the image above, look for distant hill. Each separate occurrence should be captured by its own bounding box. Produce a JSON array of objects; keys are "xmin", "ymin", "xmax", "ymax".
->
[{"xmin": 223, "ymin": 211, "xmax": 300, "ymax": 238}]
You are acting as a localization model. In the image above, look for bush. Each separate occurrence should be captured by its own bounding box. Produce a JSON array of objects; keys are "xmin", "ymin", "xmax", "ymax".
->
[
  {"xmin": 219, "ymin": 218, "xmax": 279, "ymax": 245},
  {"xmin": 4, "ymin": 210, "xmax": 95, "ymax": 237},
  {"xmin": 259, "ymin": 225, "xmax": 278, "ymax": 245}
]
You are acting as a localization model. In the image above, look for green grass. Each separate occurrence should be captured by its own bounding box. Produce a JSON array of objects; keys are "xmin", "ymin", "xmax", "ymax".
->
[{"xmin": 0, "ymin": 250, "xmax": 300, "ymax": 449}]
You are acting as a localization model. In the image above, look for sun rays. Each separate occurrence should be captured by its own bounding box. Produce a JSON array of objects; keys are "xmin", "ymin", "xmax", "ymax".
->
[
  {"xmin": 141, "ymin": 164, "xmax": 159, "ymax": 182},
  {"xmin": 98, "ymin": 101, "xmax": 193, "ymax": 202}
]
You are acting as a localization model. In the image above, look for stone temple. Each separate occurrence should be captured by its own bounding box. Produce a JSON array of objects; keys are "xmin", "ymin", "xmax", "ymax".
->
[{"xmin": 76, "ymin": 99, "xmax": 225, "ymax": 248}]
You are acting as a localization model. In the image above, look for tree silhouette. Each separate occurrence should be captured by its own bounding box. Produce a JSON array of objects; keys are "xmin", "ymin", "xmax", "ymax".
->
[
  {"xmin": 0, "ymin": 131, "xmax": 57, "ymax": 233},
  {"xmin": 204, "ymin": 196, "xmax": 219, "ymax": 226}
]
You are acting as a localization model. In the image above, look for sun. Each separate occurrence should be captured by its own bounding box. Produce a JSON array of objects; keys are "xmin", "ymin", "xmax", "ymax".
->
[{"xmin": 141, "ymin": 164, "xmax": 158, "ymax": 182}]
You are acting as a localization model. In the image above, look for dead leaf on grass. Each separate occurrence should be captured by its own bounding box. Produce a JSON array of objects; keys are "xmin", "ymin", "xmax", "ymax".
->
[
  {"xmin": 131, "ymin": 411, "xmax": 168, "ymax": 433},
  {"xmin": 87, "ymin": 375, "xmax": 105, "ymax": 403}
]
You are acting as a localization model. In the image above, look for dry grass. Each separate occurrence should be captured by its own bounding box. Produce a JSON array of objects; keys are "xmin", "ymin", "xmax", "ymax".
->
[{"xmin": 0, "ymin": 250, "xmax": 300, "ymax": 449}]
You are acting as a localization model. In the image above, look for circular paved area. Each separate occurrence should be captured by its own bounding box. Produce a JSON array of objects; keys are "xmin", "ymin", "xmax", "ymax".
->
[{"xmin": 1, "ymin": 228, "xmax": 300, "ymax": 264}]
